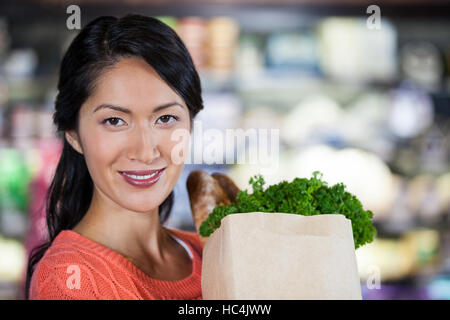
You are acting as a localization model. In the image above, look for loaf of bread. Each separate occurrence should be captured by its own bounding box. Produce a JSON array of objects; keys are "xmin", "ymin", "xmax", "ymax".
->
[{"xmin": 186, "ymin": 170, "xmax": 240, "ymax": 245}]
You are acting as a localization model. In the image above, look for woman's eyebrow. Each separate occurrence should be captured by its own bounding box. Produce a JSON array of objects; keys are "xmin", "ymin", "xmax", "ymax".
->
[{"xmin": 92, "ymin": 102, "xmax": 184, "ymax": 114}]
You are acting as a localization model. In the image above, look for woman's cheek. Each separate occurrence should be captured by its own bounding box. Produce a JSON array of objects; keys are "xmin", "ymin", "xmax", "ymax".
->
[{"xmin": 84, "ymin": 130, "xmax": 120, "ymax": 169}]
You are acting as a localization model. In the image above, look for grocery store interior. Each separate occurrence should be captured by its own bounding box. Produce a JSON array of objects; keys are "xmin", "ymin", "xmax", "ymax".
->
[{"xmin": 0, "ymin": 0, "xmax": 449, "ymax": 300}]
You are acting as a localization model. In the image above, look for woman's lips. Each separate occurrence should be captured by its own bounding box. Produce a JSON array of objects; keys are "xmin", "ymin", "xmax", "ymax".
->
[
  {"xmin": 119, "ymin": 168, "xmax": 166, "ymax": 187},
  {"xmin": 120, "ymin": 169, "xmax": 162, "ymax": 175}
]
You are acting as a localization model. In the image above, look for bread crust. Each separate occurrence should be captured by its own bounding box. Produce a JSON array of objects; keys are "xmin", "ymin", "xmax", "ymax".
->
[{"xmin": 186, "ymin": 170, "xmax": 240, "ymax": 245}]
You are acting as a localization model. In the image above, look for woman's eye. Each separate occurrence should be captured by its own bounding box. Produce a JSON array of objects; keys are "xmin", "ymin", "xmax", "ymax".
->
[
  {"xmin": 102, "ymin": 117, "xmax": 126, "ymax": 127},
  {"xmin": 157, "ymin": 115, "xmax": 179, "ymax": 125}
]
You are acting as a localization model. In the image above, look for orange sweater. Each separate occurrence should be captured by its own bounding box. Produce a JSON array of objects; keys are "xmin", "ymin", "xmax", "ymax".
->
[{"xmin": 29, "ymin": 228, "xmax": 203, "ymax": 300}]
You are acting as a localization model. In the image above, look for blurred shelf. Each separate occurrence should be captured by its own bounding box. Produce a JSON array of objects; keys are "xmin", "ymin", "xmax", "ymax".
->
[
  {"xmin": 1, "ymin": 0, "xmax": 450, "ymax": 29},
  {"xmin": 0, "ymin": 280, "xmax": 20, "ymax": 300},
  {"xmin": 202, "ymin": 70, "xmax": 400, "ymax": 94},
  {"xmin": 374, "ymin": 217, "xmax": 450, "ymax": 239}
]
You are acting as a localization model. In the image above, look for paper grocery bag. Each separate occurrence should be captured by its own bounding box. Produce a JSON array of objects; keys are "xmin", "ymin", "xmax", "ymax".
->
[{"xmin": 201, "ymin": 212, "xmax": 362, "ymax": 300}]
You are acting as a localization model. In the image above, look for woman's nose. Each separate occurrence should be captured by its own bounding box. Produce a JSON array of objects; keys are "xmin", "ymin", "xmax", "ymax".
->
[{"xmin": 127, "ymin": 127, "xmax": 160, "ymax": 164}]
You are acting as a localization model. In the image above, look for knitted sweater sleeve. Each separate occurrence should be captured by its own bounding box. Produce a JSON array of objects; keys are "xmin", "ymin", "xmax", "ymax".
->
[
  {"xmin": 29, "ymin": 251, "xmax": 144, "ymax": 300},
  {"xmin": 30, "ymin": 260, "xmax": 99, "ymax": 300}
]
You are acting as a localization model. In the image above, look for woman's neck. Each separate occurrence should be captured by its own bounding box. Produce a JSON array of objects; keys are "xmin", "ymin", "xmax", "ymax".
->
[{"xmin": 72, "ymin": 189, "xmax": 172, "ymax": 266}]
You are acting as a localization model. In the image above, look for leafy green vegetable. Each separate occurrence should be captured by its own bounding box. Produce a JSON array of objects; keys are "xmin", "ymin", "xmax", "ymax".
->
[{"xmin": 199, "ymin": 171, "xmax": 377, "ymax": 249}]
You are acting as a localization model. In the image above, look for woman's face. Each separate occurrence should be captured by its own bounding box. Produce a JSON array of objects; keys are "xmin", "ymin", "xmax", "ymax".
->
[{"xmin": 66, "ymin": 57, "xmax": 191, "ymax": 214}]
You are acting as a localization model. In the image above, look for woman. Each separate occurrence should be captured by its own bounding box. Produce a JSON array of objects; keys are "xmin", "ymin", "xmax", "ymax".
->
[{"xmin": 25, "ymin": 14, "xmax": 204, "ymax": 300}]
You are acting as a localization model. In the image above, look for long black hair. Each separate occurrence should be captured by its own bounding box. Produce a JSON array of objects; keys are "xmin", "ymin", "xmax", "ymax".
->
[{"xmin": 25, "ymin": 14, "xmax": 203, "ymax": 299}]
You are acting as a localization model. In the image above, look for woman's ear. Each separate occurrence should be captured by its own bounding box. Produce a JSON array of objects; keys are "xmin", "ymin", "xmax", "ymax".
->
[{"xmin": 65, "ymin": 130, "xmax": 84, "ymax": 155}]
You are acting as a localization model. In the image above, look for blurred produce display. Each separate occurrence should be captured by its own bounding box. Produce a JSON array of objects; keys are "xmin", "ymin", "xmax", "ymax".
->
[{"xmin": 0, "ymin": 0, "xmax": 449, "ymax": 300}]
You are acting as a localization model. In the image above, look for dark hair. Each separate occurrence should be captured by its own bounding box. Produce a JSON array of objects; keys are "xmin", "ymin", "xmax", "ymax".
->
[{"xmin": 24, "ymin": 14, "xmax": 203, "ymax": 299}]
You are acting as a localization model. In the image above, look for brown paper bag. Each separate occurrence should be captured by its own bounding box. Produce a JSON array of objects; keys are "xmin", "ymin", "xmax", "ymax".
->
[{"xmin": 201, "ymin": 212, "xmax": 362, "ymax": 299}]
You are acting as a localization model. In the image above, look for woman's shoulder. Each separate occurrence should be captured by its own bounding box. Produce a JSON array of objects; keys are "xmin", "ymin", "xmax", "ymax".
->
[
  {"xmin": 28, "ymin": 231, "xmax": 87, "ymax": 299},
  {"xmin": 29, "ymin": 230, "xmax": 140, "ymax": 300},
  {"xmin": 33, "ymin": 230, "xmax": 105, "ymax": 268}
]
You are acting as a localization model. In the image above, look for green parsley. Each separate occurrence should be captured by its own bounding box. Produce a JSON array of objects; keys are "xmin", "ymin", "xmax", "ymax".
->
[{"xmin": 199, "ymin": 171, "xmax": 377, "ymax": 249}]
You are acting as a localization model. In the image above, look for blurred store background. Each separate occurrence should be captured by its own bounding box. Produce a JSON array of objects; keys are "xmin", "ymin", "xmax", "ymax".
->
[{"xmin": 0, "ymin": 0, "xmax": 449, "ymax": 300}]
